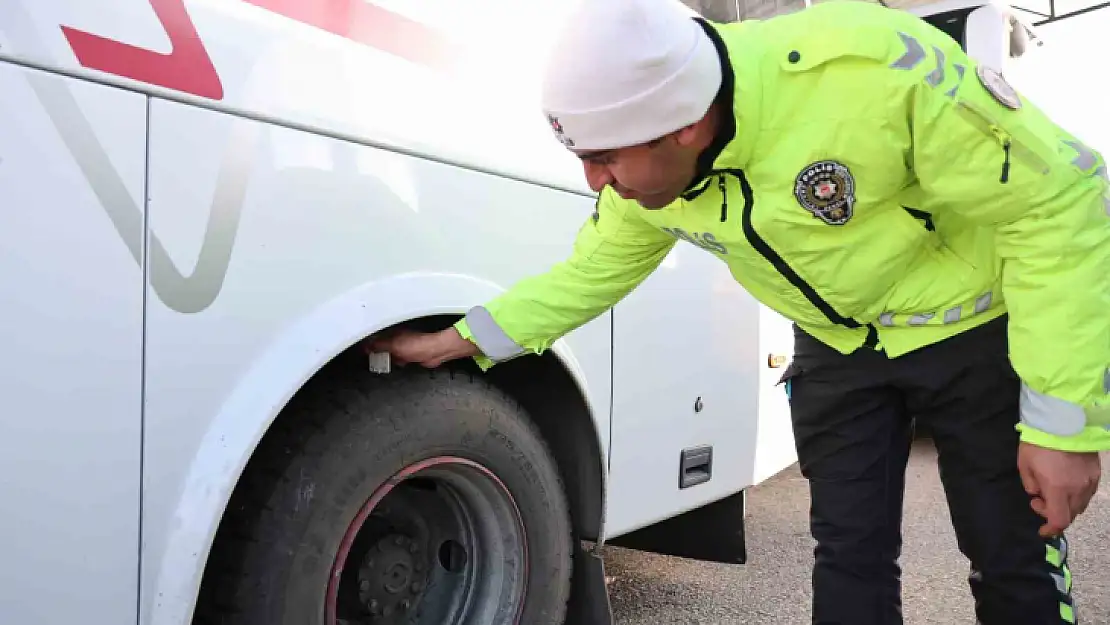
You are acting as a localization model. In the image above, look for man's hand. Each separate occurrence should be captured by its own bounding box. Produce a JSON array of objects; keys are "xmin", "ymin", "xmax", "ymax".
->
[
  {"xmin": 365, "ymin": 328, "xmax": 480, "ymax": 368},
  {"xmin": 1017, "ymin": 443, "xmax": 1102, "ymax": 538}
]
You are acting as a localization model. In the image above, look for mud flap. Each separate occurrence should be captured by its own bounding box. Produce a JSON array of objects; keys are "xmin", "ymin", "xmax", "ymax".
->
[
  {"xmin": 604, "ymin": 490, "xmax": 747, "ymax": 564},
  {"xmin": 565, "ymin": 539, "xmax": 614, "ymax": 625}
]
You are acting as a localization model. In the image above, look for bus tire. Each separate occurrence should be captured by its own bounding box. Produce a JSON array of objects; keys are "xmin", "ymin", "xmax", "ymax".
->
[{"xmin": 197, "ymin": 367, "xmax": 573, "ymax": 625}]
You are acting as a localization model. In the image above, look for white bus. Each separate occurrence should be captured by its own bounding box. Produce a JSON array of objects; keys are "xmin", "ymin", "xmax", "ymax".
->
[{"xmin": 0, "ymin": 1, "xmax": 1099, "ymax": 624}]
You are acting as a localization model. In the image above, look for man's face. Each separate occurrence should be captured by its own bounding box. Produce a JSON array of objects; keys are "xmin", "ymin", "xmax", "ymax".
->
[{"xmin": 575, "ymin": 128, "xmax": 704, "ymax": 210}]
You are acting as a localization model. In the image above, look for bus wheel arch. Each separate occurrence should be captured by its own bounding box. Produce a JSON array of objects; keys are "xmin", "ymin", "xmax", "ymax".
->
[{"xmin": 191, "ymin": 315, "xmax": 610, "ymax": 623}]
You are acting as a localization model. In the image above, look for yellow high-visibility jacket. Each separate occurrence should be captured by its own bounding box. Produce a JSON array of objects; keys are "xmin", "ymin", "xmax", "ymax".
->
[{"xmin": 456, "ymin": 2, "xmax": 1110, "ymax": 453}]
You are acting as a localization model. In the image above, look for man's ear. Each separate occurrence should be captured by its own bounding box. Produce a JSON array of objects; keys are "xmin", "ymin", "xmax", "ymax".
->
[
  {"xmin": 672, "ymin": 123, "xmax": 702, "ymax": 148},
  {"xmin": 674, "ymin": 108, "xmax": 717, "ymax": 149}
]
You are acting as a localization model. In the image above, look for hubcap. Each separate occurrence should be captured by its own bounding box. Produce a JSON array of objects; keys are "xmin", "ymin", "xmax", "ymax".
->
[
  {"xmin": 325, "ymin": 457, "xmax": 528, "ymax": 625},
  {"xmin": 358, "ymin": 534, "xmax": 426, "ymax": 620}
]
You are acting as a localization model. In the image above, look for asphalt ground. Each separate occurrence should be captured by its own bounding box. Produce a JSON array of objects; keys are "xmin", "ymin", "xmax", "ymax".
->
[{"xmin": 604, "ymin": 440, "xmax": 1110, "ymax": 624}]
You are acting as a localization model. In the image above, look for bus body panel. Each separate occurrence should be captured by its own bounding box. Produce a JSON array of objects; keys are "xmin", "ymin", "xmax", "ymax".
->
[
  {"xmin": 607, "ymin": 248, "xmax": 796, "ymax": 537},
  {"xmin": 140, "ymin": 96, "xmax": 615, "ymax": 625},
  {"xmin": 0, "ymin": 62, "xmax": 145, "ymax": 624},
  {"xmin": 0, "ymin": 0, "xmax": 591, "ymax": 195}
]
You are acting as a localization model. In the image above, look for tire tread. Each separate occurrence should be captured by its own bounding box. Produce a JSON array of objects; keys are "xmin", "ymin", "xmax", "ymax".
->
[{"xmin": 193, "ymin": 366, "xmax": 572, "ymax": 625}]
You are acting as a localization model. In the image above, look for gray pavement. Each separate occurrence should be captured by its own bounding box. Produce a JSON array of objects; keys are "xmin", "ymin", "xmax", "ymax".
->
[{"xmin": 605, "ymin": 440, "xmax": 1110, "ymax": 624}]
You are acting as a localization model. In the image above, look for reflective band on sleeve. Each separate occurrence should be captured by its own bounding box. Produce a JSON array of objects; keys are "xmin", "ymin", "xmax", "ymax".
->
[
  {"xmin": 1020, "ymin": 384, "xmax": 1088, "ymax": 437},
  {"xmin": 464, "ymin": 306, "xmax": 526, "ymax": 362}
]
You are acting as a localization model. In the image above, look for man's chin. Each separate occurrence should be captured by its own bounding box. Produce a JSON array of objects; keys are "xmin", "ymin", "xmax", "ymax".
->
[{"xmin": 635, "ymin": 194, "xmax": 678, "ymax": 210}]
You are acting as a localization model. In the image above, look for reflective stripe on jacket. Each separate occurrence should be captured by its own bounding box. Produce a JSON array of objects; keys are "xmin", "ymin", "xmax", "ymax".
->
[{"xmin": 456, "ymin": 1, "xmax": 1110, "ymax": 452}]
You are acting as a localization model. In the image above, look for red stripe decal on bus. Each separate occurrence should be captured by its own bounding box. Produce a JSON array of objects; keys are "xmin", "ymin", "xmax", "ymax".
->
[
  {"xmin": 244, "ymin": 0, "xmax": 457, "ymax": 70},
  {"xmin": 60, "ymin": 0, "xmax": 225, "ymax": 100}
]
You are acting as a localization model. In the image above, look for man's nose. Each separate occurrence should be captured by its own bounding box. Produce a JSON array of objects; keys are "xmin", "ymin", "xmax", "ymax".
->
[{"xmin": 583, "ymin": 162, "xmax": 614, "ymax": 194}]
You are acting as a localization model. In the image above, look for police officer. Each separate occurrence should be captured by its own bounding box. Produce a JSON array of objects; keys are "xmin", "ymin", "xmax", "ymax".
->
[{"xmin": 369, "ymin": 0, "xmax": 1109, "ymax": 622}]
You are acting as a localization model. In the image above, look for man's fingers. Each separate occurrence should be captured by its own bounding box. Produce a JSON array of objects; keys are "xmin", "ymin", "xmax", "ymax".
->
[
  {"xmin": 1027, "ymin": 480, "xmax": 1072, "ymax": 538},
  {"xmin": 1039, "ymin": 489, "xmax": 1073, "ymax": 538},
  {"xmin": 1030, "ymin": 497, "xmax": 1054, "ymax": 538},
  {"xmin": 1019, "ymin": 445, "xmax": 1102, "ymax": 538},
  {"xmin": 364, "ymin": 334, "xmax": 393, "ymax": 352},
  {"xmin": 1018, "ymin": 457, "xmax": 1040, "ymax": 496},
  {"xmin": 1073, "ymin": 493, "xmax": 1091, "ymax": 518},
  {"xmin": 1087, "ymin": 472, "xmax": 1102, "ymax": 512},
  {"xmin": 1072, "ymin": 476, "xmax": 1100, "ymax": 518}
]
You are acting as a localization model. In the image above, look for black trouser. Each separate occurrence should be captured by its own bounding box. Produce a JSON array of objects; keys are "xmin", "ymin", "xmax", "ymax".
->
[{"xmin": 784, "ymin": 316, "xmax": 1076, "ymax": 625}]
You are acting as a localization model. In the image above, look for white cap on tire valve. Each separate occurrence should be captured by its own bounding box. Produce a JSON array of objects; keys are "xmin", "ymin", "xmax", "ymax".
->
[{"xmin": 367, "ymin": 351, "xmax": 392, "ymax": 374}]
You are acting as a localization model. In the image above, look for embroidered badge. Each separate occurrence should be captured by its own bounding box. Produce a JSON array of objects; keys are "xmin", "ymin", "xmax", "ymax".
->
[
  {"xmin": 794, "ymin": 160, "xmax": 856, "ymax": 225},
  {"xmin": 547, "ymin": 113, "xmax": 575, "ymax": 148},
  {"xmin": 976, "ymin": 64, "xmax": 1022, "ymax": 110}
]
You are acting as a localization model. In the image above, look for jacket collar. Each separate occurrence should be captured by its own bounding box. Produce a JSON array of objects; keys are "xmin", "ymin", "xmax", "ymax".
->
[{"xmin": 682, "ymin": 18, "xmax": 762, "ymax": 201}]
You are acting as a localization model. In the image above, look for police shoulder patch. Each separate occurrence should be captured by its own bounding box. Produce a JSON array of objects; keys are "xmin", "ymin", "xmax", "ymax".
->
[
  {"xmin": 975, "ymin": 64, "xmax": 1022, "ymax": 110},
  {"xmin": 794, "ymin": 160, "xmax": 856, "ymax": 226}
]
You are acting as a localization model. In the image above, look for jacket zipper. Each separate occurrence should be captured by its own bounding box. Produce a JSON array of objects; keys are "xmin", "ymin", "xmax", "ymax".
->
[
  {"xmin": 717, "ymin": 169, "xmax": 877, "ymax": 345},
  {"xmin": 953, "ymin": 100, "xmax": 1050, "ymax": 183}
]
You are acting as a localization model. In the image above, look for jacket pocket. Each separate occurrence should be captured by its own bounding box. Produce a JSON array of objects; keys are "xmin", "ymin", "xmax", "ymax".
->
[{"xmin": 952, "ymin": 99, "xmax": 1052, "ymax": 183}]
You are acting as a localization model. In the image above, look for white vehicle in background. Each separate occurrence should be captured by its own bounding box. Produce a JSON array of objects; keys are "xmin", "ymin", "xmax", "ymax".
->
[{"xmin": 0, "ymin": 1, "xmax": 1101, "ymax": 624}]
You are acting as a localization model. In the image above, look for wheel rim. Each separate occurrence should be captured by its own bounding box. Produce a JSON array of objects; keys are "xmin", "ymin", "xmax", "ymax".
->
[{"xmin": 326, "ymin": 457, "xmax": 528, "ymax": 625}]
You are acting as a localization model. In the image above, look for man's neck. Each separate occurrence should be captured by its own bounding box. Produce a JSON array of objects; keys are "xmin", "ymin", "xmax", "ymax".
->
[
  {"xmin": 684, "ymin": 101, "xmax": 730, "ymax": 193},
  {"xmin": 701, "ymin": 102, "xmax": 724, "ymax": 149}
]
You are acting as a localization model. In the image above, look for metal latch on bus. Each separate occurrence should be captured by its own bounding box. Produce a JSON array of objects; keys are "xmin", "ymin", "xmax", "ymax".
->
[{"xmin": 679, "ymin": 445, "xmax": 713, "ymax": 489}]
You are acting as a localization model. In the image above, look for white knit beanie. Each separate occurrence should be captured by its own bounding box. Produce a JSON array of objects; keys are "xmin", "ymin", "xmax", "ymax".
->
[{"xmin": 540, "ymin": 0, "xmax": 723, "ymax": 152}]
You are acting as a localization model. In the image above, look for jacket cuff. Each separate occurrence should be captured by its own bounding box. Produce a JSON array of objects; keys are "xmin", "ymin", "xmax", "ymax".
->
[
  {"xmin": 1016, "ymin": 423, "xmax": 1110, "ymax": 453},
  {"xmin": 1019, "ymin": 383, "xmax": 1088, "ymax": 437},
  {"xmin": 454, "ymin": 307, "xmax": 527, "ymax": 371},
  {"xmin": 452, "ymin": 319, "xmax": 494, "ymax": 371}
]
